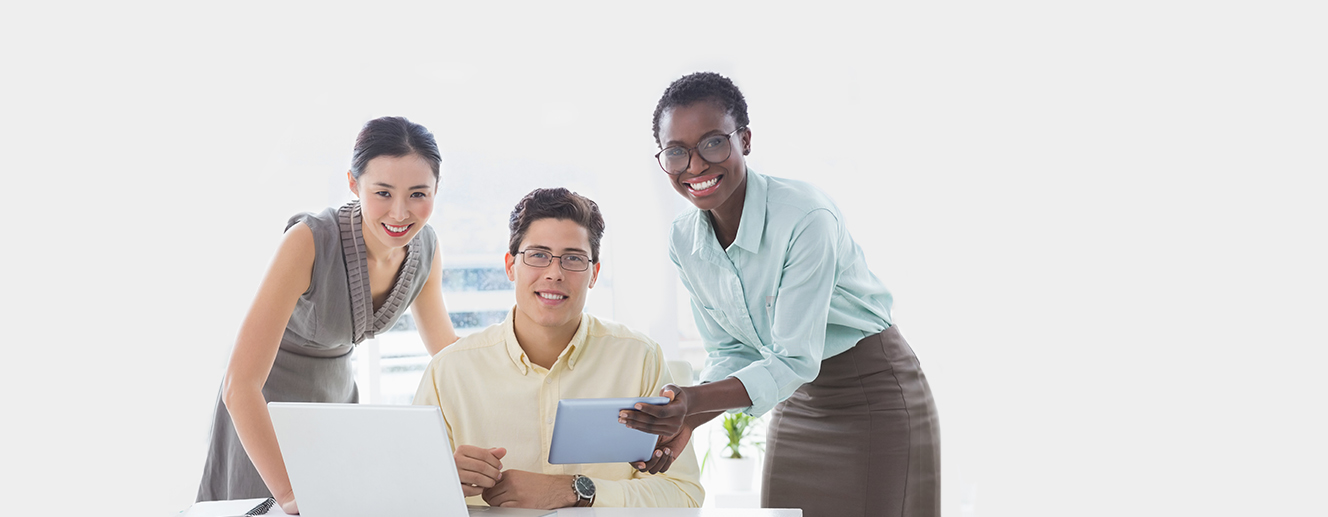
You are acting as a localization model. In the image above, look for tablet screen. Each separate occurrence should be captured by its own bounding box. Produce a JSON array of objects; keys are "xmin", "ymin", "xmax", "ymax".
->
[{"xmin": 548, "ymin": 397, "xmax": 670, "ymax": 464}]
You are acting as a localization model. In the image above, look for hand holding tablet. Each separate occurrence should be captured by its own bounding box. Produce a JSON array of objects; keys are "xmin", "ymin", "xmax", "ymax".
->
[{"xmin": 547, "ymin": 397, "xmax": 670, "ymax": 464}]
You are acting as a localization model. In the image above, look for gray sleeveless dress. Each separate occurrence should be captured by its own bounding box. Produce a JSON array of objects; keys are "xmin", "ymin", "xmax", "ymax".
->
[{"xmin": 196, "ymin": 200, "xmax": 437, "ymax": 502}]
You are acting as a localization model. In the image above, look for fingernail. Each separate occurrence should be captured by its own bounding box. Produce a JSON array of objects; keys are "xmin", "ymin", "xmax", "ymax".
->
[
  {"xmin": 619, "ymin": 418, "xmax": 626, "ymax": 423},
  {"xmin": 655, "ymin": 450, "xmax": 663, "ymax": 457}
]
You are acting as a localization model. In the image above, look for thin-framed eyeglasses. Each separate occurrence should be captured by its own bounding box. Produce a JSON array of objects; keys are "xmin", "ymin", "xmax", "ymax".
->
[
  {"xmin": 517, "ymin": 249, "xmax": 593, "ymax": 272},
  {"xmin": 654, "ymin": 126, "xmax": 747, "ymax": 175}
]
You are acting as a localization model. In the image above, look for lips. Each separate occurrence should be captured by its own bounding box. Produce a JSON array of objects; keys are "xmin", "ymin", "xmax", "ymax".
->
[
  {"xmin": 382, "ymin": 223, "xmax": 412, "ymax": 237},
  {"xmin": 684, "ymin": 174, "xmax": 722, "ymax": 196},
  {"xmin": 536, "ymin": 291, "xmax": 569, "ymax": 304}
]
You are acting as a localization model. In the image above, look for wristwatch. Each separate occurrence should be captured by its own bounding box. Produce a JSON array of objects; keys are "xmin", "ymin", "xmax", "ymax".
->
[{"xmin": 572, "ymin": 474, "xmax": 596, "ymax": 507}]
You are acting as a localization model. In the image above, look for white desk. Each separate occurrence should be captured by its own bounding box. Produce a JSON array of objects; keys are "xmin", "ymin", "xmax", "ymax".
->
[
  {"xmin": 555, "ymin": 509, "xmax": 799, "ymax": 516},
  {"xmin": 182, "ymin": 499, "xmax": 801, "ymax": 517}
]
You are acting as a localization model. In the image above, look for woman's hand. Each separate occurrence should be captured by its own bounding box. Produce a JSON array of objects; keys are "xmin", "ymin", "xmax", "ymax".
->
[
  {"xmin": 633, "ymin": 424, "xmax": 693, "ymax": 474},
  {"xmin": 275, "ymin": 490, "xmax": 300, "ymax": 514},
  {"xmin": 620, "ymin": 385, "xmax": 693, "ymax": 474},
  {"xmin": 621, "ymin": 384, "xmax": 690, "ymax": 436}
]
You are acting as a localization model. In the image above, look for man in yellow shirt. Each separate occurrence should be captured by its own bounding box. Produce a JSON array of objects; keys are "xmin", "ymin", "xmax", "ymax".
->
[{"xmin": 414, "ymin": 187, "xmax": 704, "ymax": 509}]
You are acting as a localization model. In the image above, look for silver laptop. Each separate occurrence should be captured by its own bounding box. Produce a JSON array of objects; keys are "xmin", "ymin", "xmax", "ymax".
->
[{"xmin": 269, "ymin": 402, "xmax": 555, "ymax": 517}]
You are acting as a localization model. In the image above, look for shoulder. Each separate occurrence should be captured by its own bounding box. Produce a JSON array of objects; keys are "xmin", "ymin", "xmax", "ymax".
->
[
  {"xmin": 422, "ymin": 322, "xmax": 506, "ymax": 372},
  {"xmin": 762, "ymin": 173, "xmax": 842, "ymax": 222},
  {"xmin": 442, "ymin": 322, "xmax": 506, "ymax": 357},
  {"xmin": 284, "ymin": 206, "xmax": 344, "ymax": 256},
  {"xmin": 583, "ymin": 315, "xmax": 666, "ymax": 357},
  {"xmin": 669, "ymin": 208, "xmax": 704, "ymax": 252},
  {"xmin": 419, "ymin": 223, "xmax": 438, "ymax": 247},
  {"xmin": 286, "ymin": 205, "xmax": 340, "ymax": 234},
  {"xmin": 670, "ymin": 208, "xmax": 703, "ymax": 234},
  {"xmin": 417, "ymin": 223, "xmax": 440, "ymax": 265}
]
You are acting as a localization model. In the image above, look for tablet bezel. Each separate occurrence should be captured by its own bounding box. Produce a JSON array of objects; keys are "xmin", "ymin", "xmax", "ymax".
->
[{"xmin": 547, "ymin": 396, "xmax": 671, "ymax": 464}]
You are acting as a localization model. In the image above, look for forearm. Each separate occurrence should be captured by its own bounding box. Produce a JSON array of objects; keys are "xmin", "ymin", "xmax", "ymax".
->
[
  {"xmin": 421, "ymin": 333, "xmax": 454, "ymax": 356},
  {"xmin": 594, "ymin": 448, "xmax": 704, "ymax": 507},
  {"xmin": 223, "ymin": 386, "xmax": 294, "ymax": 503},
  {"xmin": 679, "ymin": 377, "xmax": 753, "ymax": 417},
  {"xmin": 592, "ymin": 475, "xmax": 704, "ymax": 508},
  {"xmin": 683, "ymin": 409, "xmax": 724, "ymax": 429}
]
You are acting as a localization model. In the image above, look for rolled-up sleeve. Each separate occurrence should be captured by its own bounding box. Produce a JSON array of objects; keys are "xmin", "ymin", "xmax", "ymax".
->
[{"xmin": 719, "ymin": 209, "xmax": 840, "ymax": 416}]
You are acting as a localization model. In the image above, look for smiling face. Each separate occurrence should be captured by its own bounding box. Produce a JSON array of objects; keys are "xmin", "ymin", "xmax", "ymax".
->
[
  {"xmin": 657, "ymin": 101, "xmax": 751, "ymax": 214},
  {"xmin": 348, "ymin": 153, "xmax": 438, "ymax": 252},
  {"xmin": 505, "ymin": 217, "xmax": 601, "ymax": 337}
]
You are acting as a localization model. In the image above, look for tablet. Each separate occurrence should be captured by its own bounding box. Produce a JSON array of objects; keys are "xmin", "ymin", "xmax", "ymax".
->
[{"xmin": 548, "ymin": 396, "xmax": 670, "ymax": 464}]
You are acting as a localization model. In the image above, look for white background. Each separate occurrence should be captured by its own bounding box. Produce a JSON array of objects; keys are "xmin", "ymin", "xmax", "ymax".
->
[{"xmin": 3, "ymin": 2, "xmax": 1324, "ymax": 516}]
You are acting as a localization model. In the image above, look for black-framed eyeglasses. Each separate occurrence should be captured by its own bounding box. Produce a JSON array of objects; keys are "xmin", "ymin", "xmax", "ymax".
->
[
  {"xmin": 517, "ymin": 249, "xmax": 593, "ymax": 272},
  {"xmin": 654, "ymin": 127, "xmax": 747, "ymax": 175}
]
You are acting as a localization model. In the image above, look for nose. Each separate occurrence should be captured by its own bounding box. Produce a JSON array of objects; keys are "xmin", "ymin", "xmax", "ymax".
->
[
  {"xmin": 683, "ymin": 148, "xmax": 709, "ymax": 176},
  {"xmin": 543, "ymin": 260, "xmax": 565, "ymax": 281},
  {"xmin": 389, "ymin": 197, "xmax": 408, "ymax": 221}
]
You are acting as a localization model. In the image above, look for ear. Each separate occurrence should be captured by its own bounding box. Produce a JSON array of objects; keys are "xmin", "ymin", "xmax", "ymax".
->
[
  {"xmin": 741, "ymin": 127, "xmax": 753, "ymax": 156},
  {"xmin": 587, "ymin": 262, "xmax": 601, "ymax": 289},
  {"xmin": 505, "ymin": 253, "xmax": 517, "ymax": 281},
  {"xmin": 347, "ymin": 171, "xmax": 359, "ymax": 198}
]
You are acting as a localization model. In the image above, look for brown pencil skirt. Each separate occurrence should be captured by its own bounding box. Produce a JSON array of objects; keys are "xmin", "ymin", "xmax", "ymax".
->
[{"xmin": 762, "ymin": 326, "xmax": 940, "ymax": 517}]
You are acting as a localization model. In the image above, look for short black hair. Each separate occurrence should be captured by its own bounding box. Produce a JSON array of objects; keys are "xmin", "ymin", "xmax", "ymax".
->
[
  {"xmin": 651, "ymin": 72, "xmax": 750, "ymax": 147},
  {"xmin": 508, "ymin": 188, "xmax": 606, "ymax": 263}
]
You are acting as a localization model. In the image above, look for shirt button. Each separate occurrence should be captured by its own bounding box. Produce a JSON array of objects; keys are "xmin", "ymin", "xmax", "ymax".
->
[{"xmin": 545, "ymin": 378, "xmax": 553, "ymax": 384}]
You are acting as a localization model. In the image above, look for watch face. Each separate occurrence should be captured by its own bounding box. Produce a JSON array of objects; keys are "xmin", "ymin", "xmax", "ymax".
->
[{"xmin": 574, "ymin": 474, "xmax": 595, "ymax": 497}]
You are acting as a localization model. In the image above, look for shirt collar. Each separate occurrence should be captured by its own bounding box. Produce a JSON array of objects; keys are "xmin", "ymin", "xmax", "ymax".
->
[
  {"xmin": 501, "ymin": 307, "xmax": 592, "ymax": 375},
  {"xmin": 731, "ymin": 167, "xmax": 767, "ymax": 253},
  {"xmin": 690, "ymin": 167, "xmax": 767, "ymax": 255}
]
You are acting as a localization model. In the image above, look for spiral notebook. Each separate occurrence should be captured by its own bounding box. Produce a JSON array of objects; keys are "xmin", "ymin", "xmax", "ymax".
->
[{"xmin": 182, "ymin": 497, "xmax": 291, "ymax": 517}]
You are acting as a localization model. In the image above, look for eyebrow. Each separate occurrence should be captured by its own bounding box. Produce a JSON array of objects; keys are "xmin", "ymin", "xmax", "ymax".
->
[
  {"xmin": 524, "ymin": 244, "xmax": 590, "ymax": 254},
  {"xmin": 664, "ymin": 128, "xmax": 730, "ymax": 148},
  {"xmin": 372, "ymin": 182, "xmax": 433, "ymax": 190}
]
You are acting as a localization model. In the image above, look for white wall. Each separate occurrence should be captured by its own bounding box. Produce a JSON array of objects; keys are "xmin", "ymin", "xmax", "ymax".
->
[{"xmin": 4, "ymin": 3, "xmax": 1324, "ymax": 516}]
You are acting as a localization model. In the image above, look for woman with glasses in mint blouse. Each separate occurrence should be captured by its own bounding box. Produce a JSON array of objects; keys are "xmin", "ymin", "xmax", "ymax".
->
[{"xmin": 620, "ymin": 72, "xmax": 940, "ymax": 517}]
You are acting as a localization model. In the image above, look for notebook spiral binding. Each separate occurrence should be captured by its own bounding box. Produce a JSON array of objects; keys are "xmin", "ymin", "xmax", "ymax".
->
[{"xmin": 244, "ymin": 497, "xmax": 275, "ymax": 516}]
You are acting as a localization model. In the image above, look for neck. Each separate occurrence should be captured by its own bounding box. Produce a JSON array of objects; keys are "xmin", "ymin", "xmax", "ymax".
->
[
  {"xmin": 512, "ymin": 315, "xmax": 581, "ymax": 370},
  {"xmin": 708, "ymin": 178, "xmax": 746, "ymax": 249},
  {"xmin": 359, "ymin": 220, "xmax": 400, "ymax": 265}
]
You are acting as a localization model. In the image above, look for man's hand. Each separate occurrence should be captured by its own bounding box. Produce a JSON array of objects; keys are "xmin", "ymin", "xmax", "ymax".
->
[
  {"xmin": 481, "ymin": 470, "xmax": 578, "ymax": 509},
  {"xmin": 455, "ymin": 445, "xmax": 506, "ymax": 497}
]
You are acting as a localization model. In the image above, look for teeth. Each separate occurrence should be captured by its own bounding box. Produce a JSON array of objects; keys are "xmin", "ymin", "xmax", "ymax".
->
[
  {"xmin": 688, "ymin": 177, "xmax": 718, "ymax": 191},
  {"xmin": 539, "ymin": 292, "xmax": 567, "ymax": 300},
  {"xmin": 384, "ymin": 223, "xmax": 409, "ymax": 233}
]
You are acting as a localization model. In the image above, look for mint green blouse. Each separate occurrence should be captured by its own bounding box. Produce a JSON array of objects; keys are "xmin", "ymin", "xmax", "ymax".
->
[{"xmin": 669, "ymin": 169, "xmax": 895, "ymax": 416}]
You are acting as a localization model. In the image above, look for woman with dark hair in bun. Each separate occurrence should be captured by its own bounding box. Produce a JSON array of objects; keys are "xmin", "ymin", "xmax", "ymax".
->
[
  {"xmin": 622, "ymin": 73, "xmax": 941, "ymax": 517},
  {"xmin": 196, "ymin": 116, "xmax": 459, "ymax": 513}
]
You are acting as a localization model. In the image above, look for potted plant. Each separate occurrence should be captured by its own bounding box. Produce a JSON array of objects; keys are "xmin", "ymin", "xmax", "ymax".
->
[{"xmin": 706, "ymin": 412, "xmax": 763, "ymax": 492}]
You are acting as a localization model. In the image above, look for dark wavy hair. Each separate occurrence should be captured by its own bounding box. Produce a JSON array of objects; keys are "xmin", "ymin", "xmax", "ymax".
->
[
  {"xmin": 651, "ymin": 71, "xmax": 750, "ymax": 147},
  {"xmin": 508, "ymin": 188, "xmax": 606, "ymax": 263},
  {"xmin": 350, "ymin": 116, "xmax": 441, "ymax": 181}
]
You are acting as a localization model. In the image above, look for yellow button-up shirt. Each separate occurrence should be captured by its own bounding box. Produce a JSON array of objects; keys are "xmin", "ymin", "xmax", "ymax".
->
[{"xmin": 413, "ymin": 309, "xmax": 704, "ymax": 508}]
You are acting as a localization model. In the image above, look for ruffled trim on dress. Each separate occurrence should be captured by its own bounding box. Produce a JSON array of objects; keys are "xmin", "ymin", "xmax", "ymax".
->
[{"xmin": 338, "ymin": 200, "xmax": 423, "ymax": 345}]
